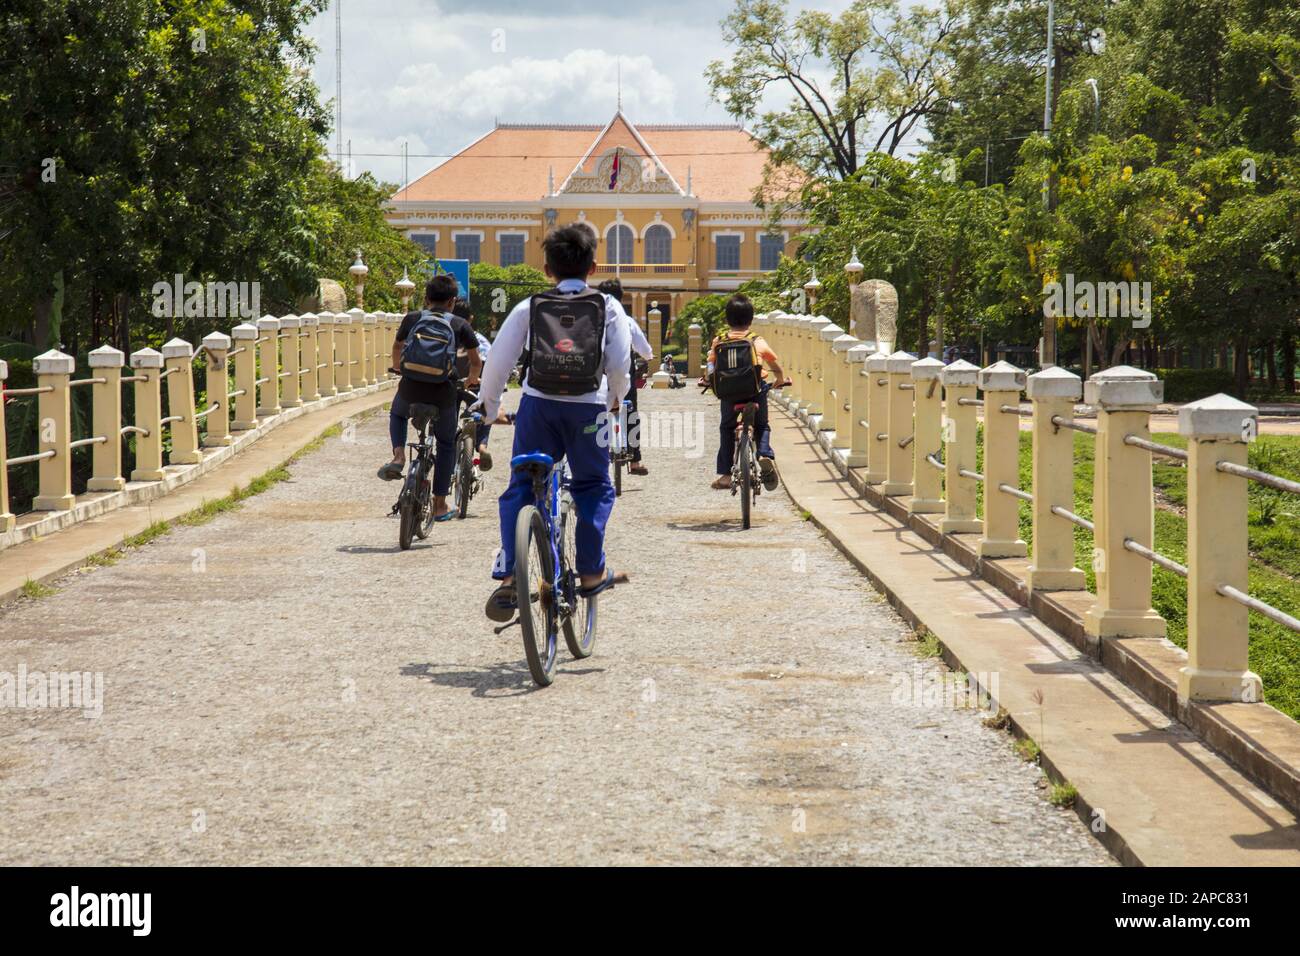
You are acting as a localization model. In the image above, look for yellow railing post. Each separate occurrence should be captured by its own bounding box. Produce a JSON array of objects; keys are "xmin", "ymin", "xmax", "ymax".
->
[
  {"xmin": 909, "ymin": 356, "xmax": 945, "ymax": 513},
  {"xmin": 201, "ymin": 332, "xmax": 232, "ymax": 448},
  {"xmin": 939, "ymin": 360, "xmax": 982, "ymax": 534},
  {"xmin": 162, "ymin": 338, "xmax": 202, "ymax": 465},
  {"xmin": 361, "ymin": 312, "xmax": 377, "ymax": 386},
  {"xmin": 786, "ymin": 316, "xmax": 806, "ymax": 409},
  {"xmin": 345, "ymin": 307, "xmax": 365, "ymax": 389},
  {"xmin": 687, "ymin": 323, "xmax": 702, "ymax": 378},
  {"xmin": 298, "ymin": 314, "xmax": 319, "ymax": 402},
  {"xmin": 805, "ymin": 319, "xmax": 834, "ymax": 417},
  {"xmin": 1083, "ymin": 366, "xmax": 1166, "ymax": 637},
  {"xmin": 1025, "ymin": 367, "xmax": 1086, "ymax": 592},
  {"xmin": 317, "ymin": 312, "xmax": 338, "ymax": 397},
  {"xmin": 815, "ymin": 322, "xmax": 844, "ymax": 429},
  {"xmin": 256, "ymin": 316, "xmax": 281, "ymax": 418},
  {"xmin": 844, "ymin": 343, "xmax": 873, "ymax": 467},
  {"xmin": 279, "ymin": 315, "xmax": 301, "ymax": 408},
  {"xmin": 32, "ymin": 349, "xmax": 76, "ymax": 511},
  {"xmin": 86, "ymin": 345, "xmax": 126, "ymax": 492},
  {"xmin": 129, "ymin": 348, "xmax": 165, "ymax": 482},
  {"xmin": 647, "ymin": 307, "xmax": 662, "ymax": 369},
  {"xmin": 862, "ymin": 351, "xmax": 890, "ymax": 484},
  {"xmin": 976, "ymin": 361, "xmax": 1027, "ymax": 558},
  {"xmin": 830, "ymin": 333, "xmax": 859, "ymax": 454},
  {"xmin": 1178, "ymin": 394, "xmax": 1263, "ymax": 703},
  {"xmin": 0, "ymin": 360, "xmax": 13, "ymax": 531},
  {"xmin": 881, "ymin": 351, "xmax": 915, "ymax": 497},
  {"xmin": 230, "ymin": 322, "xmax": 259, "ymax": 430}
]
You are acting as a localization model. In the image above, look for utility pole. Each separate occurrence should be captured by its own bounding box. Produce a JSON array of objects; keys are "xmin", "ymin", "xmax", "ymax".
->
[
  {"xmin": 335, "ymin": 1, "xmax": 343, "ymax": 170},
  {"xmin": 1041, "ymin": 0, "xmax": 1058, "ymax": 368}
]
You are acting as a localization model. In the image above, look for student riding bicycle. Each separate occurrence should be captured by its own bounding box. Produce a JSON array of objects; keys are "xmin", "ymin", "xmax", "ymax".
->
[
  {"xmin": 704, "ymin": 294, "xmax": 785, "ymax": 492},
  {"xmin": 378, "ymin": 274, "xmax": 481, "ymax": 522},
  {"xmin": 596, "ymin": 278, "xmax": 653, "ymax": 476},
  {"xmin": 476, "ymin": 225, "xmax": 632, "ymax": 621},
  {"xmin": 452, "ymin": 297, "xmax": 495, "ymax": 471}
]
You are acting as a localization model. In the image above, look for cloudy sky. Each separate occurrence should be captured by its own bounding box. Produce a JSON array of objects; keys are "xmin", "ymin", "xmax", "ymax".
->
[{"xmin": 302, "ymin": 0, "xmax": 853, "ymax": 186}]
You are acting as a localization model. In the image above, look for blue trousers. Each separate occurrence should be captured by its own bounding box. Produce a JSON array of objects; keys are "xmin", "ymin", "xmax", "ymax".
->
[{"xmin": 494, "ymin": 395, "xmax": 614, "ymax": 579}]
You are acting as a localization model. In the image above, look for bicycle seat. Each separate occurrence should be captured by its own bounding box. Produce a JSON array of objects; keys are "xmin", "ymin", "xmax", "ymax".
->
[
  {"xmin": 409, "ymin": 403, "xmax": 438, "ymax": 431},
  {"xmin": 511, "ymin": 451, "xmax": 554, "ymax": 476}
]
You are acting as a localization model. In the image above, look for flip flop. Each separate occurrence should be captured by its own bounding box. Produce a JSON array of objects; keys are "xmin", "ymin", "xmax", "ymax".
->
[
  {"xmin": 377, "ymin": 462, "xmax": 403, "ymax": 481},
  {"xmin": 577, "ymin": 569, "xmax": 620, "ymax": 599},
  {"xmin": 485, "ymin": 583, "xmax": 516, "ymax": 622},
  {"xmin": 434, "ymin": 508, "xmax": 459, "ymax": 522}
]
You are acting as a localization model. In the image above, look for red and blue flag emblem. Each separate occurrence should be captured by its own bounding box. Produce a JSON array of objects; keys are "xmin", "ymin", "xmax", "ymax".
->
[{"xmin": 608, "ymin": 149, "xmax": 620, "ymax": 190}]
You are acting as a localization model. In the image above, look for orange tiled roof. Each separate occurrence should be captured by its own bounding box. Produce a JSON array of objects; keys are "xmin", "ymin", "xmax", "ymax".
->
[{"xmin": 393, "ymin": 114, "xmax": 780, "ymax": 204}]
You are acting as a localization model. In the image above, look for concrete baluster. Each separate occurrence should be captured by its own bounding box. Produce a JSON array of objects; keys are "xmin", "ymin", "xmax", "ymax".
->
[
  {"xmin": 977, "ymin": 361, "xmax": 1028, "ymax": 558},
  {"xmin": 1178, "ymin": 394, "xmax": 1263, "ymax": 703},
  {"xmin": 347, "ymin": 307, "xmax": 366, "ymax": 390},
  {"xmin": 1025, "ymin": 367, "xmax": 1086, "ymax": 591},
  {"xmin": 0, "ymin": 360, "xmax": 11, "ymax": 532},
  {"xmin": 162, "ymin": 338, "xmax": 201, "ymax": 465},
  {"xmin": 939, "ymin": 360, "xmax": 982, "ymax": 534},
  {"xmin": 298, "ymin": 314, "xmax": 319, "ymax": 402},
  {"xmin": 844, "ymin": 343, "xmax": 874, "ymax": 467},
  {"xmin": 805, "ymin": 319, "xmax": 835, "ymax": 418},
  {"xmin": 32, "ymin": 349, "xmax": 76, "ymax": 511},
  {"xmin": 815, "ymin": 322, "xmax": 844, "ymax": 429},
  {"xmin": 882, "ymin": 351, "xmax": 916, "ymax": 497},
  {"xmin": 279, "ymin": 315, "xmax": 301, "ymax": 408},
  {"xmin": 361, "ymin": 312, "xmax": 376, "ymax": 386},
  {"xmin": 317, "ymin": 313, "xmax": 337, "ymax": 397},
  {"xmin": 909, "ymin": 356, "xmax": 945, "ymax": 514},
  {"xmin": 201, "ymin": 332, "xmax": 233, "ymax": 448},
  {"xmin": 86, "ymin": 346, "xmax": 126, "ymax": 491},
  {"xmin": 647, "ymin": 307, "xmax": 662, "ymax": 369},
  {"xmin": 230, "ymin": 322, "xmax": 259, "ymax": 430},
  {"xmin": 862, "ymin": 351, "xmax": 890, "ymax": 484},
  {"xmin": 830, "ymin": 333, "xmax": 859, "ymax": 454},
  {"xmin": 129, "ymin": 348, "xmax": 166, "ymax": 482},
  {"xmin": 335, "ymin": 312, "xmax": 354, "ymax": 394},
  {"xmin": 256, "ymin": 316, "xmax": 281, "ymax": 418},
  {"xmin": 1083, "ymin": 366, "xmax": 1166, "ymax": 637},
  {"xmin": 687, "ymin": 323, "xmax": 703, "ymax": 378}
]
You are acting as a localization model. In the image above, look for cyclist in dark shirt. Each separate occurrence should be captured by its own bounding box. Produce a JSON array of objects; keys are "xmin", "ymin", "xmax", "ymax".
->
[{"xmin": 378, "ymin": 274, "xmax": 481, "ymax": 521}]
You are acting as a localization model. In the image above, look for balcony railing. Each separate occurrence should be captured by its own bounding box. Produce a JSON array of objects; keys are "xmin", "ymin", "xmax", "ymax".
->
[{"xmin": 593, "ymin": 263, "xmax": 687, "ymax": 275}]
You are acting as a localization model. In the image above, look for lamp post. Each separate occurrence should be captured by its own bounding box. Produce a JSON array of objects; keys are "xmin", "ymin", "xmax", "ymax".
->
[
  {"xmin": 396, "ymin": 266, "xmax": 415, "ymax": 312},
  {"xmin": 844, "ymin": 247, "xmax": 863, "ymax": 292},
  {"xmin": 803, "ymin": 268, "xmax": 822, "ymax": 314},
  {"xmin": 349, "ymin": 249, "xmax": 369, "ymax": 309}
]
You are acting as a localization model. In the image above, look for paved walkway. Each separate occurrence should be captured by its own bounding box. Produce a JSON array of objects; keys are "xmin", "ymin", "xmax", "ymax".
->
[{"xmin": 0, "ymin": 387, "xmax": 1111, "ymax": 865}]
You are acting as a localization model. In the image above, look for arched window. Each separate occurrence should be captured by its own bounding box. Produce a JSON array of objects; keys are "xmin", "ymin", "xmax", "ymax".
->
[
  {"xmin": 608, "ymin": 224, "xmax": 634, "ymax": 264},
  {"xmin": 644, "ymin": 224, "xmax": 672, "ymax": 264}
]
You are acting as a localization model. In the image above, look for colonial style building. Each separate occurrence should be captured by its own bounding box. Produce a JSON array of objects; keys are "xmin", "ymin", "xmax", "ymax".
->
[{"xmin": 385, "ymin": 111, "xmax": 808, "ymax": 325}]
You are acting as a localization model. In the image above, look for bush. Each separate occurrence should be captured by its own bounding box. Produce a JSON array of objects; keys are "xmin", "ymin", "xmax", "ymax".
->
[{"xmin": 1154, "ymin": 367, "xmax": 1238, "ymax": 403}]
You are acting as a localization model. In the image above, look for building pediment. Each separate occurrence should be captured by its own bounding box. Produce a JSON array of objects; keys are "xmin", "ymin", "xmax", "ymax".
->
[{"xmin": 561, "ymin": 148, "xmax": 681, "ymax": 196}]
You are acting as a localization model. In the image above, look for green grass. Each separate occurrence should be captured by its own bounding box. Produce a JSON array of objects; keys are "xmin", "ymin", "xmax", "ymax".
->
[
  {"xmin": 978, "ymin": 429, "xmax": 1300, "ymax": 720},
  {"xmin": 20, "ymin": 578, "xmax": 56, "ymax": 599},
  {"xmin": 1014, "ymin": 737, "xmax": 1041, "ymax": 762},
  {"xmin": 1048, "ymin": 781, "xmax": 1078, "ymax": 808}
]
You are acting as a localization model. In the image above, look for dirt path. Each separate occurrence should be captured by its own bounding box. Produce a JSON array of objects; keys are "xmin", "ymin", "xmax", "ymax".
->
[{"xmin": 0, "ymin": 387, "xmax": 1112, "ymax": 865}]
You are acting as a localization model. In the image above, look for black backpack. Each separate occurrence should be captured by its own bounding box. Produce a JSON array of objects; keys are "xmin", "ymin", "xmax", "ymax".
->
[
  {"xmin": 400, "ymin": 310, "xmax": 457, "ymax": 384},
  {"xmin": 525, "ymin": 289, "xmax": 606, "ymax": 395},
  {"xmin": 712, "ymin": 332, "xmax": 762, "ymax": 400}
]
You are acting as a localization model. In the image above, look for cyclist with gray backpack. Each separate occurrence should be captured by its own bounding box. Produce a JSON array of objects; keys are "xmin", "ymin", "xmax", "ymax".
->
[
  {"xmin": 378, "ymin": 274, "xmax": 482, "ymax": 522},
  {"xmin": 476, "ymin": 225, "xmax": 632, "ymax": 621}
]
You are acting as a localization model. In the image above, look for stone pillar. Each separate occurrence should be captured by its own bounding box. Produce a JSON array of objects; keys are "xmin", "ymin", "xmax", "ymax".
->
[
  {"xmin": 845, "ymin": 343, "xmax": 873, "ymax": 466},
  {"xmin": 256, "ymin": 316, "xmax": 281, "ymax": 418},
  {"xmin": 862, "ymin": 352, "xmax": 890, "ymax": 484},
  {"xmin": 909, "ymin": 357, "xmax": 945, "ymax": 513},
  {"xmin": 86, "ymin": 346, "xmax": 126, "ymax": 491},
  {"xmin": 334, "ymin": 312, "xmax": 353, "ymax": 393},
  {"xmin": 201, "ymin": 332, "xmax": 233, "ymax": 448},
  {"xmin": 1083, "ymin": 366, "xmax": 1166, "ymax": 638},
  {"xmin": 939, "ymin": 360, "xmax": 982, "ymax": 534},
  {"xmin": 804, "ymin": 319, "xmax": 835, "ymax": 417},
  {"xmin": 360, "ymin": 312, "xmax": 376, "ymax": 386},
  {"xmin": 816, "ymin": 323, "xmax": 844, "ymax": 428},
  {"xmin": 647, "ymin": 307, "xmax": 662, "ymax": 367},
  {"xmin": 162, "ymin": 338, "xmax": 202, "ymax": 465},
  {"xmin": 1178, "ymin": 394, "xmax": 1263, "ymax": 703},
  {"xmin": 230, "ymin": 322, "xmax": 259, "ymax": 430},
  {"xmin": 130, "ymin": 348, "xmax": 166, "ymax": 482},
  {"xmin": 977, "ymin": 361, "xmax": 1028, "ymax": 558},
  {"xmin": 830, "ymin": 333, "xmax": 859, "ymax": 451},
  {"xmin": 32, "ymin": 349, "xmax": 76, "ymax": 510},
  {"xmin": 0, "ymin": 360, "xmax": 11, "ymax": 532},
  {"xmin": 785, "ymin": 316, "xmax": 805, "ymax": 408},
  {"xmin": 299, "ymin": 314, "xmax": 319, "ymax": 402},
  {"xmin": 1025, "ymin": 367, "xmax": 1086, "ymax": 591},
  {"xmin": 882, "ymin": 351, "xmax": 916, "ymax": 497},
  {"xmin": 687, "ymin": 323, "xmax": 703, "ymax": 378},
  {"xmin": 317, "ymin": 313, "xmax": 337, "ymax": 397},
  {"xmin": 347, "ymin": 308, "xmax": 366, "ymax": 389},
  {"xmin": 279, "ymin": 315, "xmax": 301, "ymax": 407}
]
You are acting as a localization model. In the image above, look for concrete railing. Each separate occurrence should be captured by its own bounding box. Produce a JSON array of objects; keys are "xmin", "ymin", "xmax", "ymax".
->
[
  {"xmin": 757, "ymin": 309, "xmax": 1298, "ymax": 707},
  {"xmin": 1, "ymin": 311, "xmax": 402, "ymax": 543}
]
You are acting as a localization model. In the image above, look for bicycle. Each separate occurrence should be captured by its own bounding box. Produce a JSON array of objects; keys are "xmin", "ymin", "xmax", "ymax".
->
[
  {"xmin": 504, "ymin": 452, "xmax": 625, "ymax": 687},
  {"xmin": 701, "ymin": 378, "xmax": 790, "ymax": 530},
  {"xmin": 393, "ymin": 403, "xmax": 442, "ymax": 550},
  {"xmin": 451, "ymin": 390, "xmax": 486, "ymax": 520},
  {"xmin": 609, "ymin": 398, "xmax": 633, "ymax": 497}
]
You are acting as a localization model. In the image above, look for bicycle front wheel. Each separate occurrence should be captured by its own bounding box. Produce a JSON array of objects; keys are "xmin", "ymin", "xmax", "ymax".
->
[
  {"xmin": 516, "ymin": 505, "xmax": 558, "ymax": 686},
  {"xmin": 738, "ymin": 431, "xmax": 753, "ymax": 530}
]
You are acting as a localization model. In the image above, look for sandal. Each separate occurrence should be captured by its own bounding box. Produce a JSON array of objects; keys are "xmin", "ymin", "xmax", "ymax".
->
[
  {"xmin": 629, "ymin": 463, "xmax": 648, "ymax": 476},
  {"xmin": 759, "ymin": 457, "xmax": 778, "ymax": 491},
  {"xmin": 711, "ymin": 476, "xmax": 732, "ymax": 490},
  {"xmin": 434, "ymin": 508, "xmax": 459, "ymax": 522},
  {"xmin": 577, "ymin": 569, "xmax": 623, "ymax": 598},
  {"xmin": 485, "ymin": 583, "xmax": 517, "ymax": 622},
  {"xmin": 377, "ymin": 461, "xmax": 404, "ymax": 481},
  {"xmin": 478, "ymin": 448, "xmax": 493, "ymax": 472}
]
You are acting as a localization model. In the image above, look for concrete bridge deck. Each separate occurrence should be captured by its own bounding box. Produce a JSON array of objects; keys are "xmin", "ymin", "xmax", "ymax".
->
[{"xmin": 0, "ymin": 387, "xmax": 1110, "ymax": 865}]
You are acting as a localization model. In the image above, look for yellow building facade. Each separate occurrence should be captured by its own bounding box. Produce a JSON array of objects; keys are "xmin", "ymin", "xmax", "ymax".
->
[{"xmin": 385, "ymin": 111, "xmax": 809, "ymax": 326}]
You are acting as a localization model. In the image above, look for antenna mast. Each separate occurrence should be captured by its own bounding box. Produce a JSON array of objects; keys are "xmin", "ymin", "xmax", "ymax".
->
[{"xmin": 335, "ymin": 1, "xmax": 343, "ymax": 169}]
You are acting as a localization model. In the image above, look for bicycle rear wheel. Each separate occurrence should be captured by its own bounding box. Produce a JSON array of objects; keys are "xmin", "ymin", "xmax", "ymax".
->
[
  {"xmin": 738, "ymin": 431, "xmax": 753, "ymax": 530},
  {"xmin": 453, "ymin": 433, "xmax": 474, "ymax": 520},
  {"xmin": 613, "ymin": 455, "xmax": 623, "ymax": 497},
  {"xmin": 415, "ymin": 459, "xmax": 436, "ymax": 539},
  {"xmin": 515, "ymin": 505, "xmax": 558, "ymax": 686},
  {"xmin": 398, "ymin": 467, "xmax": 420, "ymax": 550},
  {"xmin": 559, "ymin": 497, "xmax": 597, "ymax": 659}
]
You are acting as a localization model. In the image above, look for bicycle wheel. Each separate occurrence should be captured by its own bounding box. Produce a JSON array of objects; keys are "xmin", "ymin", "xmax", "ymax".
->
[
  {"xmin": 415, "ymin": 457, "xmax": 436, "ymax": 540},
  {"xmin": 613, "ymin": 455, "xmax": 623, "ymax": 497},
  {"xmin": 515, "ymin": 505, "xmax": 558, "ymax": 687},
  {"xmin": 738, "ymin": 430, "xmax": 753, "ymax": 530},
  {"xmin": 398, "ymin": 469, "xmax": 419, "ymax": 550},
  {"xmin": 453, "ymin": 434, "xmax": 474, "ymax": 520},
  {"xmin": 559, "ymin": 497, "xmax": 597, "ymax": 659}
]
